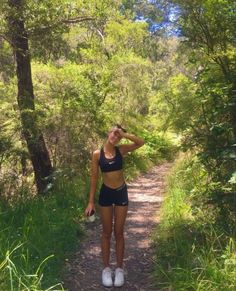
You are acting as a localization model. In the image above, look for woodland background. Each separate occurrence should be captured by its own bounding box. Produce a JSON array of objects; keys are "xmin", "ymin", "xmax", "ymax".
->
[{"xmin": 0, "ymin": 0, "xmax": 235, "ymax": 290}]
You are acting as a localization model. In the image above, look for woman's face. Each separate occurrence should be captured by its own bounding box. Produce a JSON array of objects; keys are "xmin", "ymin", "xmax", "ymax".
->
[{"xmin": 108, "ymin": 128, "xmax": 122, "ymax": 145}]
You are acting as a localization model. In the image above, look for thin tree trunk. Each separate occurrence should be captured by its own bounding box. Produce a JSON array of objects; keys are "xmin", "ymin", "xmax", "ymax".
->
[{"xmin": 8, "ymin": 0, "xmax": 53, "ymax": 194}]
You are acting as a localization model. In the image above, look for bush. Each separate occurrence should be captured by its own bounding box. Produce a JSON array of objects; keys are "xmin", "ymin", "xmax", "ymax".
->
[
  {"xmin": 140, "ymin": 130, "xmax": 178, "ymax": 162},
  {"xmin": 152, "ymin": 153, "xmax": 236, "ymax": 290}
]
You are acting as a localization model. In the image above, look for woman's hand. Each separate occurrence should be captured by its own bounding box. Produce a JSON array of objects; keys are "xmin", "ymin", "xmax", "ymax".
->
[
  {"xmin": 115, "ymin": 128, "xmax": 126, "ymax": 138},
  {"xmin": 85, "ymin": 202, "xmax": 95, "ymax": 217}
]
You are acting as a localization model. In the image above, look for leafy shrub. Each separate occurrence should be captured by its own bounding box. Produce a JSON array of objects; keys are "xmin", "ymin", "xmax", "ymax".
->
[
  {"xmin": 152, "ymin": 153, "xmax": 236, "ymax": 290},
  {"xmin": 139, "ymin": 129, "xmax": 178, "ymax": 162}
]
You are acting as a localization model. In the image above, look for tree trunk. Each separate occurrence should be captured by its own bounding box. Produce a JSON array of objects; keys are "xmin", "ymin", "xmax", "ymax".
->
[{"xmin": 8, "ymin": 0, "xmax": 53, "ymax": 194}]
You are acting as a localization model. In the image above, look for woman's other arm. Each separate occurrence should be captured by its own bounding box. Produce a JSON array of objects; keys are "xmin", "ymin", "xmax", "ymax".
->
[
  {"xmin": 118, "ymin": 130, "xmax": 145, "ymax": 155},
  {"xmin": 85, "ymin": 150, "xmax": 100, "ymax": 216}
]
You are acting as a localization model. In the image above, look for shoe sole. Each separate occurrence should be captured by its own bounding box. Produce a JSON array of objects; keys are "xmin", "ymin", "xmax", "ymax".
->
[
  {"xmin": 114, "ymin": 282, "xmax": 124, "ymax": 287},
  {"xmin": 102, "ymin": 284, "xmax": 113, "ymax": 288},
  {"xmin": 102, "ymin": 281, "xmax": 113, "ymax": 288}
]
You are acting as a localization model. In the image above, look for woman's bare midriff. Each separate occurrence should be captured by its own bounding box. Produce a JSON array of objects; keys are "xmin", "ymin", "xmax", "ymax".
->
[{"xmin": 102, "ymin": 170, "xmax": 125, "ymax": 189}]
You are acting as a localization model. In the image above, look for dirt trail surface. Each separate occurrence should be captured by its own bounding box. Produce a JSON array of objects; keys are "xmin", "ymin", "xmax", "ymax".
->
[{"xmin": 64, "ymin": 162, "xmax": 173, "ymax": 291}]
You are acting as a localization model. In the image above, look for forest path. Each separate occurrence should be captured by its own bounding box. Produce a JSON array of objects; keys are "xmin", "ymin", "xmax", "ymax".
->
[{"xmin": 64, "ymin": 161, "xmax": 173, "ymax": 291}]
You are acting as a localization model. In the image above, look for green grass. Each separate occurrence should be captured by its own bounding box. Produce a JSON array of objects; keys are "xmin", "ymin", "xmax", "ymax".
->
[
  {"xmin": 0, "ymin": 244, "xmax": 63, "ymax": 291},
  {"xmin": 0, "ymin": 175, "xmax": 87, "ymax": 290},
  {"xmin": 152, "ymin": 153, "xmax": 236, "ymax": 290}
]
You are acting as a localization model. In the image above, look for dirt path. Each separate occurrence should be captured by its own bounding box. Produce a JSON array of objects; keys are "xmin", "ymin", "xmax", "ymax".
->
[{"xmin": 64, "ymin": 162, "xmax": 173, "ymax": 291}]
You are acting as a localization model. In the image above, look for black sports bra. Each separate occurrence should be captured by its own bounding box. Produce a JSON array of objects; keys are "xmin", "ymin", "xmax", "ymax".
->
[{"xmin": 99, "ymin": 146, "xmax": 123, "ymax": 173}]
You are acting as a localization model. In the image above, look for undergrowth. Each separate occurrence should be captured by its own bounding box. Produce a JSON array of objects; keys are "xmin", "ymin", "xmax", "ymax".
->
[
  {"xmin": 152, "ymin": 153, "xmax": 236, "ymax": 290},
  {"xmin": 0, "ymin": 176, "xmax": 87, "ymax": 290}
]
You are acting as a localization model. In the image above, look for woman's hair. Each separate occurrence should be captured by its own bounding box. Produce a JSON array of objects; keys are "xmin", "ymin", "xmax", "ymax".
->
[
  {"xmin": 107, "ymin": 124, "xmax": 127, "ymax": 136},
  {"xmin": 114, "ymin": 123, "xmax": 127, "ymax": 133}
]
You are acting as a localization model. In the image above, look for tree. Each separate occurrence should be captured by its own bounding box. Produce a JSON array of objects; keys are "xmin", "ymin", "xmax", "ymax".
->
[
  {"xmin": 167, "ymin": 0, "xmax": 236, "ymax": 228},
  {"xmin": 1, "ymin": 0, "xmax": 122, "ymax": 194},
  {"xmin": 172, "ymin": 0, "xmax": 236, "ymax": 168},
  {"xmin": 7, "ymin": 0, "xmax": 53, "ymax": 194}
]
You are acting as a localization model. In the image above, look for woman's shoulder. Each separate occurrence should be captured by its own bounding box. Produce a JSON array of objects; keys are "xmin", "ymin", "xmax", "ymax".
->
[{"xmin": 92, "ymin": 149, "xmax": 101, "ymax": 160}]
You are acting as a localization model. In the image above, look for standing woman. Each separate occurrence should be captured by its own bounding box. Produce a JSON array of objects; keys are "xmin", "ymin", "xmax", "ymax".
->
[{"xmin": 85, "ymin": 124, "xmax": 145, "ymax": 287}]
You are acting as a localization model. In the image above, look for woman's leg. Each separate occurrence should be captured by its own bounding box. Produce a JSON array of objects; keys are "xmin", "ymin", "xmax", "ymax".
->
[
  {"xmin": 99, "ymin": 205, "xmax": 113, "ymax": 267},
  {"xmin": 114, "ymin": 205, "xmax": 128, "ymax": 268}
]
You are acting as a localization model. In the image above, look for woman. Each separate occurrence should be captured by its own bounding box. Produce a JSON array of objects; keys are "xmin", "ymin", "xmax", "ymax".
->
[{"xmin": 85, "ymin": 124, "xmax": 145, "ymax": 287}]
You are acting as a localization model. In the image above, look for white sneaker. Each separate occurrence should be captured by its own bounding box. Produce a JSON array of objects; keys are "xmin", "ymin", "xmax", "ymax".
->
[
  {"xmin": 114, "ymin": 267, "xmax": 124, "ymax": 287},
  {"xmin": 102, "ymin": 267, "xmax": 113, "ymax": 287}
]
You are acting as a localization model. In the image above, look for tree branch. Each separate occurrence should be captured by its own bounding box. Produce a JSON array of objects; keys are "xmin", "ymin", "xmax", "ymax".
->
[
  {"xmin": 62, "ymin": 16, "xmax": 95, "ymax": 24},
  {"xmin": 26, "ymin": 15, "xmax": 96, "ymax": 36},
  {"xmin": 0, "ymin": 33, "xmax": 14, "ymax": 46}
]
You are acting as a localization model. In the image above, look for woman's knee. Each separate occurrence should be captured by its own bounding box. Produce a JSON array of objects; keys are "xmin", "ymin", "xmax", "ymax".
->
[
  {"xmin": 114, "ymin": 229, "xmax": 124, "ymax": 240},
  {"xmin": 102, "ymin": 229, "xmax": 112, "ymax": 240}
]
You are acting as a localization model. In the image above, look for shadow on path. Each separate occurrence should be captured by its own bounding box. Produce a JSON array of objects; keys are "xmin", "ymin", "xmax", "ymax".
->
[{"xmin": 64, "ymin": 162, "xmax": 173, "ymax": 291}]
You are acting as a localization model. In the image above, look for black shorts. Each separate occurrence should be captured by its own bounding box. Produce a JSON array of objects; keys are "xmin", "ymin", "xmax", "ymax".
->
[{"xmin": 98, "ymin": 183, "xmax": 129, "ymax": 207}]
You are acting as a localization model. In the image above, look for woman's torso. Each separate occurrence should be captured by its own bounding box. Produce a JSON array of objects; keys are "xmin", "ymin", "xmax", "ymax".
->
[{"xmin": 99, "ymin": 146, "xmax": 125, "ymax": 189}]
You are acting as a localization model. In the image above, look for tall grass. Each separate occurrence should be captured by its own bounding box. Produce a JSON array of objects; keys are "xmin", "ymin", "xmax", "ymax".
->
[
  {"xmin": 0, "ymin": 174, "xmax": 87, "ymax": 290},
  {"xmin": 0, "ymin": 244, "xmax": 63, "ymax": 290},
  {"xmin": 152, "ymin": 153, "xmax": 236, "ymax": 290}
]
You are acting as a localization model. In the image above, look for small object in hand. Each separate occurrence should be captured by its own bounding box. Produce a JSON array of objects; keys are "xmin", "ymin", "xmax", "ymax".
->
[{"xmin": 87, "ymin": 209, "xmax": 95, "ymax": 222}]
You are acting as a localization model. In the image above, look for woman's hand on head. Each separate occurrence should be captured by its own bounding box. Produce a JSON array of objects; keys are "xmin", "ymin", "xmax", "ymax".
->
[
  {"xmin": 115, "ymin": 128, "xmax": 126, "ymax": 138},
  {"xmin": 85, "ymin": 202, "xmax": 95, "ymax": 217}
]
